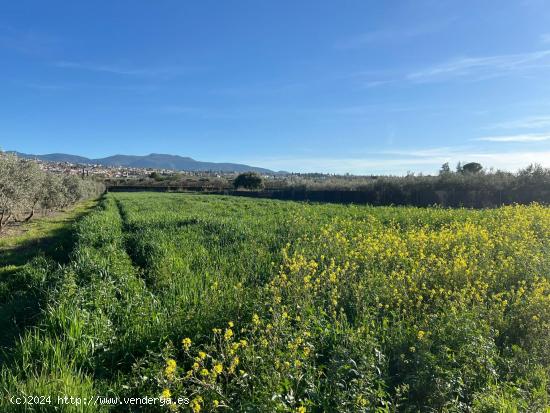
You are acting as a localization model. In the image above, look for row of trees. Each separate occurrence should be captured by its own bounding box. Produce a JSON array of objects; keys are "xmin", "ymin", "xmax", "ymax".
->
[
  {"xmin": 0, "ymin": 153, "xmax": 104, "ymax": 232},
  {"xmin": 230, "ymin": 164, "xmax": 550, "ymax": 207},
  {"xmin": 106, "ymin": 163, "xmax": 550, "ymax": 207}
]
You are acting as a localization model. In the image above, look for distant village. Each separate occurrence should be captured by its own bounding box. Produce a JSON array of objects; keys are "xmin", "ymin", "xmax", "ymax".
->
[{"xmin": 35, "ymin": 158, "xmax": 232, "ymax": 179}]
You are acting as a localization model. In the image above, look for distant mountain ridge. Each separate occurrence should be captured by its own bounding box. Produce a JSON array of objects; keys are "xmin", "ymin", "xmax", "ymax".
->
[{"xmin": 11, "ymin": 151, "xmax": 277, "ymax": 174}]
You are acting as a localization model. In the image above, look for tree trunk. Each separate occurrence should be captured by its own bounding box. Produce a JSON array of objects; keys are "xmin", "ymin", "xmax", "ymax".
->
[
  {"xmin": 23, "ymin": 208, "xmax": 35, "ymax": 222},
  {"xmin": 0, "ymin": 213, "xmax": 12, "ymax": 232}
]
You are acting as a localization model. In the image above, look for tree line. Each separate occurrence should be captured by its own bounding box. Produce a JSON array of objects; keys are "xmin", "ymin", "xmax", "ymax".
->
[
  {"xmin": 221, "ymin": 164, "xmax": 549, "ymax": 207},
  {"xmin": 105, "ymin": 163, "xmax": 550, "ymax": 208},
  {"xmin": 0, "ymin": 152, "xmax": 104, "ymax": 232}
]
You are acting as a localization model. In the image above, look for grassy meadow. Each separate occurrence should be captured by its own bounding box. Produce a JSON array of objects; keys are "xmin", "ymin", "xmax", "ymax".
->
[{"xmin": 1, "ymin": 193, "xmax": 549, "ymax": 412}]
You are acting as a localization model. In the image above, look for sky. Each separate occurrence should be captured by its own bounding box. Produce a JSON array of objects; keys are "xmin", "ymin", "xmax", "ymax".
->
[{"xmin": 1, "ymin": 0, "xmax": 550, "ymax": 174}]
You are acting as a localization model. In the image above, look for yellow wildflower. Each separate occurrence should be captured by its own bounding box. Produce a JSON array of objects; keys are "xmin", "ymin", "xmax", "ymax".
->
[
  {"xmin": 224, "ymin": 328, "xmax": 233, "ymax": 341},
  {"xmin": 229, "ymin": 356, "xmax": 240, "ymax": 373},
  {"xmin": 191, "ymin": 396, "xmax": 203, "ymax": 413},
  {"xmin": 161, "ymin": 388, "xmax": 171, "ymax": 400},
  {"xmin": 182, "ymin": 337, "xmax": 192, "ymax": 351},
  {"xmin": 165, "ymin": 358, "xmax": 177, "ymax": 378},
  {"xmin": 213, "ymin": 363, "xmax": 223, "ymax": 374}
]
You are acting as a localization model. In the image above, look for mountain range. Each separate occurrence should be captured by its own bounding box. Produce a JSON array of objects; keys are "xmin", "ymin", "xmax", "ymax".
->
[{"xmin": 11, "ymin": 152, "xmax": 277, "ymax": 174}]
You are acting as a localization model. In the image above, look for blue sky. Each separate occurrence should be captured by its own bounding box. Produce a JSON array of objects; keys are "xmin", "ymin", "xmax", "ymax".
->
[{"xmin": 1, "ymin": 0, "xmax": 550, "ymax": 174}]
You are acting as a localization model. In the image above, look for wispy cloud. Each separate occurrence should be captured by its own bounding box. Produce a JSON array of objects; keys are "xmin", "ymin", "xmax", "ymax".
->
[
  {"xmin": 541, "ymin": 33, "xmax": 550, "ymax": 43},
  {"xmin": 24, "ymin": 82, "xmax": 158, "ymax": 93},
  {"xmin": 407, "ymin": 50, "xmax": 550, "ymax": 82},
  {"xmin": 53, "ymin": 61, "xmax": 197, "ymax": 78},
  {"xmin": 209, "ymin": 81, "xmax": 309, "ymax": 97},
  {"xmin": 159, "ymin": 106, "xmax": 232, "ymax": 119},
  {"xmin": 487, "ymin": 115, "xmax": 550, "ymax": 130},
  {"xmin": 475, "ymin": 133, "xmax": 550, "ymax": 142},
  {"xmin": 382, "ymin": 146, "xmax": 470, "ymax": 158},
  {"xmin": 407, "ymin": 50, "xmax": 550, "ymax": 83},
  {"xmin": 336, "ymin": 20, "xmax": 452, "ymax": 49},
  {"xmin": 364, "ymin": 80, "xmax": 397, "ymax": 88},
  {"xmin": 242, "ymin": 148, "xmax": 550, "ymax": 175},
  {"xmin": 352, "ymin": 50, "xmax": 550, "ymax": 88},
  {"xmin": 158, "ymin": 105, "xmax": 276, "ymax": 120},
  {"xmin": 297, "ymin": 103, "xmax": 426, "ymax": 118},
  {"xmin": 242, "ymin": 155, "xmax": 447, "ymax": 175}
]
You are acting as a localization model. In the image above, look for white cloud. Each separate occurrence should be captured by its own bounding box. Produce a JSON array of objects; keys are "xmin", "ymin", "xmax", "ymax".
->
[
  {"xmin": 241, "ymin": 148, "xmax": 550, "ymax": 175},
  {"xmin": 407, "ymin": 50, "xmax": 550, "ymax": 83},
  {"xmin": 159, "ymin": 106, "xmax": 239, "ymax": 119},
  {"xmin": 363, "ymin": 79, "xmax": 396, "ymax": 88},
  {"xmin": 475, "ymin": 133, "xmax": 550, "ymax": 142},
  {"xmin": 24, "ymin": 82, "xmax": 157, "ymax": 93},
  {"xmin": 297, "ymin": 103, "xmax": 423, "ymax": 117},
  {"xmin": 241, "ymin": 156, "xmax": 443, "ymax": 175},
  {"xmin": 336, "ymin": 19, "xmax": 453, "ymax": 49},
  {"xmin": 487, "ymin": 115, "xmax": 550, "ymax": 130},
  {"xmin": 488, "ymin": 116, "xmax": 550, "ymax": 129},
  {"xmin": 54, "ymin": 61, "xmax": 195, "ymax": 78},
  {"xmin": 354, "ymin": 50, "xmax": 550, "ymax": 88},
  {"xmin": 338, "ymin": 27, "xmax": 434, "ymax": 49},
  {"xmin": 541, "ymin": 33, "xmax": 550, "ymax": 43}
]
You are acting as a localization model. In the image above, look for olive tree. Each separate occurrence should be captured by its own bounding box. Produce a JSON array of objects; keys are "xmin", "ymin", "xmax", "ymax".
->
[
  {"xmin": 0, "ymin": 152, "xmax": 104, "ymax": 231},
  {"xmin": 62, "ymin": 175, "xmax": 84, "ymax": 206},
  {"xmin": 16, "ymin": 158, "xmax": 45, "ymax": 222},
  {"xmin": 40, "ymin": 173, "xmax": 67, "ymax": 213},
  {"xmin": 0, "ymin": 153, "xmax": 43, "ymax": 228},
  {"xmin": 0, "ymin": 153, "xmax": 19, "ymax": 231},
  {"xmin": 233, "ymin": 172, "xmax": 264, "ymax": 189}
]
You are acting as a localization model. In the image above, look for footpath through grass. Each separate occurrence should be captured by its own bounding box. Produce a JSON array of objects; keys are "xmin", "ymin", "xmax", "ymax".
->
[
  {"xmin": 0, "ymin": 199, "xmax": 98, "ymax": 276},
  {"xmin": 0, "ymin": 199, "xmax": 98, "ymax": 361}
]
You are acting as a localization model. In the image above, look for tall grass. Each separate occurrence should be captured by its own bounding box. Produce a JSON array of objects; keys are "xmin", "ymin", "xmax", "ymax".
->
[{"xmin": 1, "ymin": 193, "xmax": 548, "ymax": 412}]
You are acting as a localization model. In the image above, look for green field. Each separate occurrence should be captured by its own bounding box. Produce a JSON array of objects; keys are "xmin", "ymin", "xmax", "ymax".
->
[{"xmin": 1, "ymin": 193, "xmax": 549, "ymax": 412}]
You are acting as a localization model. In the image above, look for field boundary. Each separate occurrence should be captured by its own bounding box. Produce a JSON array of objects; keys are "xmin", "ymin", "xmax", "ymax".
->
[{"xmin": 105, "ymin": 185, "xmax": 550, "ymax": 208}]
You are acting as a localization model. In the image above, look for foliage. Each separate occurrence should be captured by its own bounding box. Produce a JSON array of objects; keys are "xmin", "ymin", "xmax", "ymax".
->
[
  {"xmin": 109, "ymin": 164, "xmax": 550, "ymax": 208},
  {"xmin": 1, "ymin": 193, "xmax": 549, "ymax": 411},
  {"xmin": 0, "ymin": 152, "xmax": 104, "ymax": 231},
  {"xmin": 254, "ymin": 164, "xmax": 550, "ymax": 207},
  {"xmin": 233, "ymin": 172, "xmax": 264, "ymax": 189},
  {"xmin": 461, "ymin": 162, "xmax": 483, "ymax": 174}
]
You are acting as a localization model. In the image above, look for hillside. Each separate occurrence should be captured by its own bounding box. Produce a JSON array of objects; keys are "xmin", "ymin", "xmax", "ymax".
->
[{"xmin": 12, "ymin": 151, "xmax": 275, "ymax": 174}]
